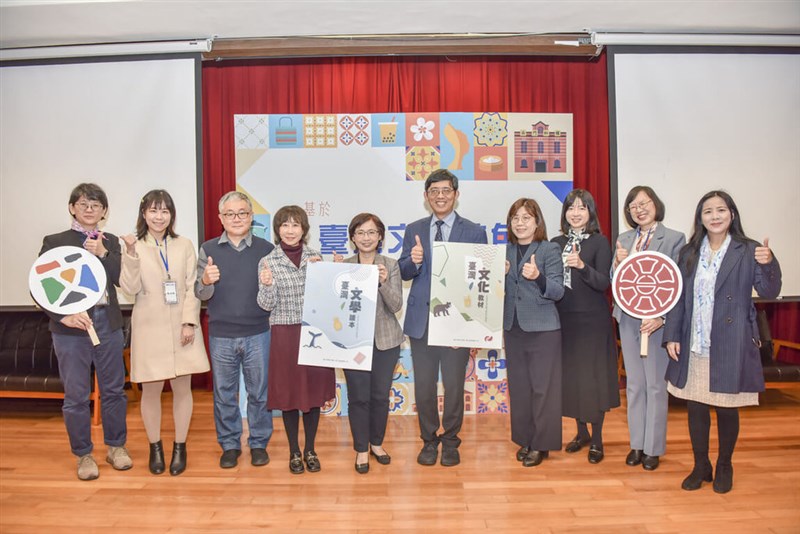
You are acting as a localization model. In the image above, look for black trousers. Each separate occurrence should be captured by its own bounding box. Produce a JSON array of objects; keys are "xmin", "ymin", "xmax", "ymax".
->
[
  {"xmin": 504, "ymin": 326, "xmax": 562, "ymax": 451},
  {"xmin": 410, "ymin": 331, "xmax": 470, "ymax": 449},
  {"xmin": 344, "ymin": 345, "xmax": 401, "ymax": 453}
]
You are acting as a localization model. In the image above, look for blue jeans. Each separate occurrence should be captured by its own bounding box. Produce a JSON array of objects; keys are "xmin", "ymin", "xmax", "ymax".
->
[
  {"xmin": 51, "ymin": 307, "xmax": 127, "ymax": 457},
  {"xmin": 209, "ymin": 331, "xmax": 272, "ymax": 451}
]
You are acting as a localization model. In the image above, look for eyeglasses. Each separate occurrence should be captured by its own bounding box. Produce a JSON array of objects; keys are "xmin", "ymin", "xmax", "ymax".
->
[
  {"xmin": 511, "ymin": 215, "xmax": 534, "ymax": 224},
  {"xmin": 220, "ymin": 211, "xmax": 252, "ymax": 220},
  {"xmin": 626, "ymin": 199, "xmax": 653, "ymax": 213},
  {"xmin": 427, "ymin": 187, "xmax": 455, "ymax": 198},
  {"xmin": 74, "ymin": 201, "xmax": 104, "ymax": 212},
  {"xmin": 354, "ymin": 229, "xmax": 380, "ymax": 238}
]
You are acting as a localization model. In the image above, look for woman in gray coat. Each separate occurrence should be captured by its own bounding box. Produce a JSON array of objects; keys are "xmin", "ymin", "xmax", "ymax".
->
[
  {"xmin": 336, "ymin": 213, "xmax": 404, "ymax": 474},
  {"xmin": 612, "ymin": 186, "xmax": 685, "ymax": 471},
  {"xmin": 503, "ymin": 198, "xmax": 565, "ymax": 467},
  {"xmin": 665, "ymin": 191, "xmax": 781, "ymax": 494}
]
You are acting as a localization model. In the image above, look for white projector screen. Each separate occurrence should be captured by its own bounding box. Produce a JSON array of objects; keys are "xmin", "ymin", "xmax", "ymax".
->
[
  {"xmin": 611, "ymin": 49, "xmax": 800, "ymax": 299},
  {"xmin": 0, "ymin": 55, "xmax": 202, "ymax": 308}
]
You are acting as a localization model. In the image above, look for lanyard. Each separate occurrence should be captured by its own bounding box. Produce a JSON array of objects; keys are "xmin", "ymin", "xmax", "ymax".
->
[
  {"xmin": 635, "ymin": 225, "xmax": 654, "ymax": 252},
  {"xmin": 153, "ymin": 235, "xmax": 170, "ymax": 280}
]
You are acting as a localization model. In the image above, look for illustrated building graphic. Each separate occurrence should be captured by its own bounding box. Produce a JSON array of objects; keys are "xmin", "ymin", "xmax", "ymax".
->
[{"xmin": 514, "ymin": 121, "xmax": 568, "ymax": 173}]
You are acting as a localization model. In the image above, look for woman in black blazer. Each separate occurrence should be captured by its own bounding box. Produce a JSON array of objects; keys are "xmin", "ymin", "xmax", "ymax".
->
[
  {"xmin": 503, "ymin": 198, "xmax": 564, "ymax": 467},
  {"xmin": 664, "ymin": 190, "xmax": 781, "ymax": 494}
]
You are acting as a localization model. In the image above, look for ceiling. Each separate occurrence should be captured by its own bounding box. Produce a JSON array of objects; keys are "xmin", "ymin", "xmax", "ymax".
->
[{"xmin": 1, "ymin": 0, "xmax": 799, "ymax": 51}]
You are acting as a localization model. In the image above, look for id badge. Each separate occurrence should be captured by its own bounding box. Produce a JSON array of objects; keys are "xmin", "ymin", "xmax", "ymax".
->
[{"xmin": 163, "ymin": 280, "xmax": 178, "ymax": 305}]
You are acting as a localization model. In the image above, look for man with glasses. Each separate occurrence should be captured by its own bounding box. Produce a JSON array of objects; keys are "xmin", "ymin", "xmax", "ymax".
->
[
  {"xmin": 195, "ymin": 191, "xmax": 274, "ymax": 469},
  {"xmin": 399, "ymin": 169, "xmax": 488, "ymax": 467}
]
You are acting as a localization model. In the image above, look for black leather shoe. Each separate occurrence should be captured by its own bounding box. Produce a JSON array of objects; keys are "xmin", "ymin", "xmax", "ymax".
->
[
  {"xmin": 219, "ymin": 449, "xmax": 241, "ymax": 469},
  {"xmin": 626, "ymin": 449, "xmax": 643, "ymax": 466},
  {"xmin": 565, "ymin": 436, "xmax": 591, "ymax": 454},
  {"xmin": 304, "ymin": 450, "xmax": 321, "ymax": 472},
  {"xmin": 370, "ymin": 447, "xmax": 391, "ymax": 465},
  {"xmin": 417, "ymin": 442, "xmax": 438, "ymax": 466},
  {"xmin": 522, "ymin": 450, "xmax": 549, "ymax": 467},
  {"xmin": 516, "ymin": 446, "xmax": 530, "ymax": 462},
  {"xmin": 682, "ymin": 464, "xmax": 713, "ymax": 491},
  {"xmin": 169, "ymin": 442, "xmax": 186, "ymax": 476},
  {"xmin": 642, "ymin": 454, "xmax": 660, "ymax": 471},
  {"xmin": 250, "ymin": 448, "xmax": 269, "ymax": 466},
  {"xmin": 441, "ymin": 447, "xmax": 460, "ymax": 467},
  {"xmin": 588, "ymin": 445, "xmax": 604, "ymax": 464},
  {"xmin": 289, "ymin": 451, "xmax": 304, "ymax": 474},
  {"xmin": 713, "ymin": 464, "xmax": 733, "ymax": 494},
  {"xmin": 355, "ymin": 456, "xmax": 369, "ymax": 474},
  {"xmin": 149, "ymin": 440, "xmax": 165, "ymax": 475}
]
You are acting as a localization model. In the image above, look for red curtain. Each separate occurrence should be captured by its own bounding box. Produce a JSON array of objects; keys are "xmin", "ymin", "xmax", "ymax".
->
[{"xmin": 200, "ymin": 53, "xmax": 798, "ymax": 381}]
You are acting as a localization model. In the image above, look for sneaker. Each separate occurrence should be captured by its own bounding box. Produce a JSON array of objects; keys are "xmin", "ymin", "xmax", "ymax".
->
[
  {"xmin": 77, "ymin": 454, "xmax": 99, "ymax": 481},
  {"xmin": 106, "ymin": 446, "xmax": 133, "ymax": 471}
]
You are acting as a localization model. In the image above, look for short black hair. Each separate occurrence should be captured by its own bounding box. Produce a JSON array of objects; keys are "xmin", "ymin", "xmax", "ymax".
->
[
  {"xmin": 68, "ymin": 183, "xmax": 108, "ymax": 220},
  {"xmin": 424, "ymin": 169, "xmax": 458, "ymax": 192},
  {"xmin": 560, "ymin": 189, "xmax": 602, "ymax": 235}
]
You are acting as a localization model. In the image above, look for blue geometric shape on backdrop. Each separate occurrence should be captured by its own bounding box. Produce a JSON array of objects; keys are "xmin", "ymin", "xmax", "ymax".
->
[{"xmin": 542, "ymin": 181, "xmax": 574, "ymax": 204}]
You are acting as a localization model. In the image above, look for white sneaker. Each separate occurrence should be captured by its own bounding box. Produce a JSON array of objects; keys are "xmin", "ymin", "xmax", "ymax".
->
[
  {"xmin": 106, "ymin": 446, "xmax": 133, "ymax": 471},
  {"xmin": 77, "ymin": 454, "xmax": 99, "ymax": 481}
]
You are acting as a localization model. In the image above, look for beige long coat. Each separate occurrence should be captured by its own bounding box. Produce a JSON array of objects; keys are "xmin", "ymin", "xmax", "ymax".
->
[{"xmin": 120, "ymin": 234, "xmax": 209, "ymax": 383}]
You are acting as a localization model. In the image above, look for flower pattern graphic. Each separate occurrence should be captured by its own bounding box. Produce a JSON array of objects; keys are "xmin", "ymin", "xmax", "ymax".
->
[
  {"xmin": 473, "ymin": 112, "xmax": 509, "ymax": 147},
  {"xmin": 410, "ymin": 117, "xmax": 435, "ymax": 142},
  {"xmin": 389, "ymin": 385, "xmax": 406, "ymax": 413},
  {"xmin": 477, "ymin": 350, "xmax": 506, "ymax": 380},
  {"xmin": 477, "ymin": 381, "xmax": 509, "ymax": 414}
]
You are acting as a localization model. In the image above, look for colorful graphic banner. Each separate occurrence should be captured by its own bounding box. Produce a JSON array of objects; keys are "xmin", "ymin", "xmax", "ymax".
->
[
  {"xmin": 428, "ymin": 242, "xmax": 505, "ymax": 349},
  {"xmin": 298, "ymin": 262, "xmax": 379, "ymax": 371}
]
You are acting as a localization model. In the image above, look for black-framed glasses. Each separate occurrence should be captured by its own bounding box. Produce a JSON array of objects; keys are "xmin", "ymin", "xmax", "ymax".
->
[{"xmin": 221, "ymin": 211, "xmax": 252, "ymax": 220}]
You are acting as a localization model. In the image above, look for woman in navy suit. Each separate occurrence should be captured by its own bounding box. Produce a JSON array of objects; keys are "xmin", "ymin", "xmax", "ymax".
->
[
  {"xmin": 612, "ymin": 186, "xmax": 685, "ymax": 471},
  {"xmin": 665, "ymin": 191, "xmax": 781, "ymax": 494},
  {"xmin": 503, "ymin": 198, "xmax": 564, "ymax": 467}
]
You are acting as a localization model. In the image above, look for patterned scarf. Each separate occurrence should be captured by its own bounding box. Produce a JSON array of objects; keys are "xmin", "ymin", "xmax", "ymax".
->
[
  {"xmin": 562, "ymin": 228, "xmax": 587, "ymax": 289},
  {"xmin": 71, "ymin": 219, "xmax": 101, "ymax": 240},
  {"xmin": 690, "ymin": 234, "xmax": 732, "ymax": 356}
]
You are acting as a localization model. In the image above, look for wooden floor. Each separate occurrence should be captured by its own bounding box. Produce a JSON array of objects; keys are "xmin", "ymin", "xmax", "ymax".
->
[{"xmin": 1, "ymin": 386, "xmax": 799, "ymax": 533}]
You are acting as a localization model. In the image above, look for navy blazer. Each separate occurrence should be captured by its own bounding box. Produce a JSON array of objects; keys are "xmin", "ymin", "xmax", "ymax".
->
[
  {"xmin": 398, "ymin": 213, "xmax": 487, "ymax": 339},
  {"xmin": 663, "ymin": 239, "xmax": 782, "ymax": 394},
  {"xmin": 503, "ymin": 240, "xmax": 564, "ymax": 332}
]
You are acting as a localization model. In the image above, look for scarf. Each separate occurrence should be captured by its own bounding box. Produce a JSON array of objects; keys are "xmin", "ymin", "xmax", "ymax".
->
[
  {"xmin": 690, "ymin": 234, "xmax": 732, "ymax": 356},
  {"xmin": 562, "ymin": 228, "xmax": 588, "ymax": 289},
  {"xmin": 71, "ymin": 219, "xmax": 102, "ymax": 240}
]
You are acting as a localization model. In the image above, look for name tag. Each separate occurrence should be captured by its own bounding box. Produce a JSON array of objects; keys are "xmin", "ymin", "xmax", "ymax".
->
[{"xmin": 163, "ymin": 281, "xmax": 178, "ymax": 305}]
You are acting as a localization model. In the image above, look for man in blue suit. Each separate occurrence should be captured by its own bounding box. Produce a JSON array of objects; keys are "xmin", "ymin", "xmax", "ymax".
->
[{"xmin": 398, "ymin": 169, "xmax": 488, "ymax": 467}]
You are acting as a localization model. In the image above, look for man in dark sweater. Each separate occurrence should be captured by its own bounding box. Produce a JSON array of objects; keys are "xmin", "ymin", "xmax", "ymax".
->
[{"xmin": 195, "ymin": 191, "xmax": 274, "ymax": 469}]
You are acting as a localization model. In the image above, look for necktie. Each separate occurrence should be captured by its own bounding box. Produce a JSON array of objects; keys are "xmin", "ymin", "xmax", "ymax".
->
[{"xmin": 434, "ymin": 220, "xmax": 444, "ymax": 242}]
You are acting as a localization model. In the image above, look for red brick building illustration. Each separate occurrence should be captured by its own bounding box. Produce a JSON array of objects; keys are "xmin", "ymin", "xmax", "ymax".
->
[{"xmin": 514, "ymin": 121, "xmax": 567, "ymax": 173}]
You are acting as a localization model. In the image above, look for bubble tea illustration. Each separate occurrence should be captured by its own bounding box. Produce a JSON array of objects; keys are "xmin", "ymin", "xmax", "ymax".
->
[{"xmin": 379, "ymin": 116, "xmax": 398, "ymax": 144}]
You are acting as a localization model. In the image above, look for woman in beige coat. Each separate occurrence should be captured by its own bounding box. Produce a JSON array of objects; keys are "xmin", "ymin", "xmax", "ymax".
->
[{"xmin": 120, "ymin": 189, "xmax": 209, "ymax": 476}]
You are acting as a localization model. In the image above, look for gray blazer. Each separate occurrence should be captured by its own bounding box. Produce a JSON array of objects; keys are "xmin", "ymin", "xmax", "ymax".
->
[
  {"xmin": 503, "ymin": 240, "xmax": 565, "ymax": 332},
  {"xmin": 612, "ymin": 224, "xmax": 686, "ymax": 322},
  {"xmin": 344, "ymin": 254, "xmax": 404, "ymax": 351}
]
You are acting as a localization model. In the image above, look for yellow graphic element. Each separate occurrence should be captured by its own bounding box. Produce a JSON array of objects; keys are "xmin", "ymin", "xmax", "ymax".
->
[
  {"xmin": 478, "ymin": 383, "xmax": 508, "ymax": 412},
  {"xmin": 304, "ymin": 115, "xmax": 337, "ymax": 148},
  {"xmin": 479, "ymin": 154, "xmax": 504, "ymax": 172},
  {"xmin": 333, "ymin": 317, "xmax": 343, "ymax": 331},
  {"xmin": 379, "ymin": 120, "xmax": 398, "ymax": 143},
  {"xmin": 60, "ymin": 268, "xmax": 76, "ymax": 283},
  {"xmin": 235, "ymin": 184, "xmax": 270, "ymax": 216},
  {"xmin": 235, "ymin": 148, "xmax": 267, "ymax": 179},
  {"xmin": 463, "ymin": 295, "xmax": 472, "ymax": 308},
  {"xmin": 444, "ymin": 123, "xmax": 469, "ymax": 170}
]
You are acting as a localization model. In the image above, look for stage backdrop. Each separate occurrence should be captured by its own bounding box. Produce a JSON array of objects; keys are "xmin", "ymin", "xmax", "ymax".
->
[{"xmin": 236, "ymin": 111, "xmax": 572, "ymax": 416}]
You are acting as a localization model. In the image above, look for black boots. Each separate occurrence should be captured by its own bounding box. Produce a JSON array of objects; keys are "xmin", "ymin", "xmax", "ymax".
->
[
  {"xmin": 149, "ymin": 440, "xmax": 165, "ymax": 475},
  {"xmin": 170, "ymin": 442, "xmax": 187, "ymax": 476}
]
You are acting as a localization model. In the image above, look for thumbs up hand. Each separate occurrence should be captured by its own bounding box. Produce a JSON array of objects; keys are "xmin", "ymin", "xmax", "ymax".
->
[
  {"xmin": 614, "ymin": 240, "xmax": 629, "ymax": 267},
  {"xmin": 333, "ymin": 252, "xmax": 344, "ymax": 263},
  {"xmin": 411, "ymin": 235, "xmax": 424, "ymax": 265},
  {"xmin": 521, "ymin": 254, "xmax": 540, "ymax": 280},
  {"xmin": 755, "ymin": 237, "xmax": 773, "ymax": 265},
  {"xmin": 259, "ymin": 262, "xmax": 273, "ymax": 286},
  {"xmin": 121, "ymin": 234, "xmax": 137, "ymax": 256},
  {"xmin": 84, "ymin": 231, "xmax": 108, "ymax": 258},
  {"xmin": 202, "ymin": 256, "xmax": 220, "ymax": 285},
  {"xmin": 565, "ymin": 250, "xmax": 584, "ymax": 269}
]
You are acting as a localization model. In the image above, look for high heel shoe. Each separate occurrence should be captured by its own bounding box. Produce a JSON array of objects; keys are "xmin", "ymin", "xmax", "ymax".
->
[
  {"xmin": 169, "ymin": 442, "xmax": 186, "ymax": 476},
  {"xmin": 149, "ymin": 440, "xmax": 165, "ymax": 475},
  {"xmin": 681, "ymin": 463, "xmax": 713, "ymax": 491}
]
